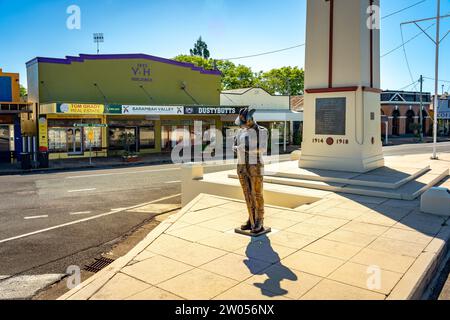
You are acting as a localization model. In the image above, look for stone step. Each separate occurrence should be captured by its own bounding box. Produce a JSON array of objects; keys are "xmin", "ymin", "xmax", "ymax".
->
[
  {"xmin": 228, "ymin": 168, "xmax": 449, "ymax": 201},
  {"xmin": 264, "ymin": 165, "xmax": 431, "ymax": 190}
]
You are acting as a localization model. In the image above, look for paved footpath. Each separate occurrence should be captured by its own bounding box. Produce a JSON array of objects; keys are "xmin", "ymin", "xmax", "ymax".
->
[{"xmin": 59, "ymin": 169, "xmax": 450, "ymax": 300}]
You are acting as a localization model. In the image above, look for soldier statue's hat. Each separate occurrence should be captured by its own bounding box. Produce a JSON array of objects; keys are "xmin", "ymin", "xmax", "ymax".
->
[{"xmin": 235, "ymin": 108, "xmax": 256, "ymax": 126}]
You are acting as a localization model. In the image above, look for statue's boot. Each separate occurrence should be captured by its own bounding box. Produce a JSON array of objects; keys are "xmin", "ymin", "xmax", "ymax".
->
[
  {"xmin": 251, "ymin": 219, "xmax": 264, "ymax": 234},
  {"xmin": 240, "ymin": 220, "xmax": 252, "ymax": 231}
]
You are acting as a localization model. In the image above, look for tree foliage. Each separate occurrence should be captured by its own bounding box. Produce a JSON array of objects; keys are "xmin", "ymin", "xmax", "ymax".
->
[
  {"xmin": 174, "ymin": 54, "xmax": 213, "ymax": 70},
  {"xmin": 216, "ymin": 60, "xmax": 258, "ymax": 90},
  {"xmin": 19, "ymin": 85, "xmax": 27, "ymax": 100},
  {"xmin": 257, "ymin": 67, "xmax": 304, "ymax": 95},
  {"xmin": 173, "ymin": 55, "xmax": 304, "ymax": 95},
  {"xmin": 189, "ymin": 37, "xmax": 210, "ymax": 59}
]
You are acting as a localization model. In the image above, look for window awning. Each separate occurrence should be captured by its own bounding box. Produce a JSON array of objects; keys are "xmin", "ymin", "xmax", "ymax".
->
[
  {"xmin": 253, "ymin": 110, "xmax": 303, "ymax": 122},
  {"xmin": 220, "ymin": 109, "xmax": 303, "ymax": 122}
]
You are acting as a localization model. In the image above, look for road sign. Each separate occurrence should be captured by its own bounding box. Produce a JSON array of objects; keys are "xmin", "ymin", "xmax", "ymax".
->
[
  {"xmin": 87, "ymin": 128, "xmax": 95, "ymax": 142},
  {"xmin": 73, "ymin": 123, "xmax": 108, "ymax": 128}
]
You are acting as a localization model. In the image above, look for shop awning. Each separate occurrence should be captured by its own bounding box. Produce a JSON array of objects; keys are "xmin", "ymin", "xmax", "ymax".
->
[
  {"xmin": 220, "ymin": 109, "xmax": 303, "ymax": 122},
  {"xmin": 253, "ymin": 109, "xmax": 303, "ymax": 122}
]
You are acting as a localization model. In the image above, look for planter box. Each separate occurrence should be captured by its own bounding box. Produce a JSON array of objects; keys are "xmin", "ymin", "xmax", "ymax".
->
[{"xmin": 122, "ymin": 156, "xmax": 141, "ymax": 163}]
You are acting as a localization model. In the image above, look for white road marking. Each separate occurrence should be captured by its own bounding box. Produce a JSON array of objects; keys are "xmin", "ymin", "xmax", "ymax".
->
[
  {"xmin": 67, "ymin": 188, "xmax": 97, "ymax": 193},
  {"xmin": 24, "ymin": 215, "xmax": 48, "ymax": 220},
  {"xmin": 165, "ymin": 181, "xmax": 181, "ymax": 184},
  {"xmin": 65, "ymin": 168, "xmax": 180, "ymax": 179},
  {"xmin": 69, "ymin": 211, "xmax": 92, "ymax": 216},
  {"xmin": 0, "ymin": 193, "xmax": 181, "ymax": 244}
]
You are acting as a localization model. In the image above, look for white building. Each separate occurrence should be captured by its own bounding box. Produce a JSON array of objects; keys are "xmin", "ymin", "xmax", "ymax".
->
[{"xmin": 220, "ymin": 88, "xmax": 303, "ymax": 151}]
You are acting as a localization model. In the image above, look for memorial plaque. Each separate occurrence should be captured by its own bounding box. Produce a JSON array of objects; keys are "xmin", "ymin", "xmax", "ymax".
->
[{"xmin": 315, "ymin": 98, "xmax": 346, "ymax": 135}]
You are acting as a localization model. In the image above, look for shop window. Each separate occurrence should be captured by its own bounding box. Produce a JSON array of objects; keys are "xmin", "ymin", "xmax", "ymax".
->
[
  {"xmin": 392, "ymin": 110, "xmax": 400, "ymax": 136},
  {"xmin": 271, "ymin": 122, "xmax": 289, "ymax": 144},
  {"xmin": 0, "ymin": 125, "xmax": 10, "ymax": 156},
  {"xmin": 84, "ymin": 127, "xmax": 102, "ymax": 150},
  {"xmin": 161, "ymin": 120, "xmax": 217, "ymax": 151},
  {"xmin": 405, "ymin": 110, "xmax": 416, "ymax": 134},
  {"xmin": 139, "ymin": 126, "xmax": 155, "ymax": 149},
  {"xmin": 109, "ymin": 127, "xmax": 137, "ymax": 151},
  {"xmin": 48, "ymin": 128, "xmax": 68, "ymax": 152},
  {"xmin": 109, "ymin": 127, "xmax": 125, "ymax": 150}
]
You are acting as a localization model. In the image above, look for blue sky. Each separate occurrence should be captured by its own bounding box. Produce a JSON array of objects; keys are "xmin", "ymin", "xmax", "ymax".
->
[{"xmin": 0, "ymin": 0, "xmax": 449, "ymax": 93}]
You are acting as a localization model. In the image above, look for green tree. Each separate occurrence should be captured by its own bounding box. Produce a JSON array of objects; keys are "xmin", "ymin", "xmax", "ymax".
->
[
  {"xmin": 173, "ymin": 55, "xmax": 258, "ymax": 90},
  {"xmin": 257, "ymin": 66, "xmax": 304, "ymax": 95},
  {"xmin": 216, "ymin": 60, "xmax": 258, "ymax": 90},
  {"xmin": 19, "ymin": 85, "xmax": 27, "ymax": 100},
  {"xmin": 190, "ymin": 36, "xmax": 210, "ymax": 59},
  {"xmin": 174, "ymin": 54, "xmax": 213, "ymax": 70},
  {"xmin": 173, "ymin": 55, "xmax": 304, "ymax": 95}
]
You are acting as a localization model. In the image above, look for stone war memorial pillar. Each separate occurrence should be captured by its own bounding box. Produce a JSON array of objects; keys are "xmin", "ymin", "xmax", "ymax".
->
[{"xmin": 300, "ymin": 0, "xmax": 385, "ymax": 173}]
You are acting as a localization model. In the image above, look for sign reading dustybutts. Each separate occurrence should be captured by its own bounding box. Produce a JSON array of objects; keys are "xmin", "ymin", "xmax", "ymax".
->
[{"xmin": 184, "ymin": 106, "xmax": 242, "ymax": 115}]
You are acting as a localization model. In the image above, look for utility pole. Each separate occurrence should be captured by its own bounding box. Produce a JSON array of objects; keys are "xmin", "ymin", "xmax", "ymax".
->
[
  {"xmin": 432, "ymin": 0, "xmax": 440, "ymax": 159},
  {"xmin": 400, "ymin": 0, "xmax": 449, "ymax": 160},
  {"xmin": 419, "ymin": 75, "xmax": 424, "ymax": 142}
]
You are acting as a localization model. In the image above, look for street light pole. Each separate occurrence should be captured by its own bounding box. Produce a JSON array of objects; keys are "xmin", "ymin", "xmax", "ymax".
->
[
  {"xmin": 432, "ymin": 0, "xmax": 440, "ymax": 160},
  {"xmin": 401, "ymin": 0, "xmax": 449, "ymax": 159},
  {"xmin": 419, "ymin": 75, "xmax": 424, "ymax": 142}
]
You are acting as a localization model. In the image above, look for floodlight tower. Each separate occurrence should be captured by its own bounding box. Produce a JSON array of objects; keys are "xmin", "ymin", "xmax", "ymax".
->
[{"xmin": 93, "ymin": 33, "xmax": 104, "ymax": 54}]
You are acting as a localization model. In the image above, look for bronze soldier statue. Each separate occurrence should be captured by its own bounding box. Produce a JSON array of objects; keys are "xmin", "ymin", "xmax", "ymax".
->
[{"xmin": 234, "ymin": 108, "xmax": 268, "ymax": 234}]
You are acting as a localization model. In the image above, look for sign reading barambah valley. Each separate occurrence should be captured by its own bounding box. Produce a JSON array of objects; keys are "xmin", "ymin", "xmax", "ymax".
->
[{"xmin": 315, "ymin": 98, "xmax": 346, "ymax": 136}]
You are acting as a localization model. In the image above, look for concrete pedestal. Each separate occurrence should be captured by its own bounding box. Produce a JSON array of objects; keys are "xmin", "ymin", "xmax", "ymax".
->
[{"xmin": 299, "ymin": 0, "xmax": 384, "ymax": 173}]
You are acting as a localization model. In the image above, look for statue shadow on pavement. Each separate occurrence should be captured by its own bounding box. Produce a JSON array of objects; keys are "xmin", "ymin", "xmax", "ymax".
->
[{"xmin": 243, "ymin": 235, "xmax": 297, "ymax": 297}]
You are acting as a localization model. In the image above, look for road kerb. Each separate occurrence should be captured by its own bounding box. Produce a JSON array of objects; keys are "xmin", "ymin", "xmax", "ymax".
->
[{"xmin": 58, "ymin": 194, "xmax": 204, "ymax": 300}]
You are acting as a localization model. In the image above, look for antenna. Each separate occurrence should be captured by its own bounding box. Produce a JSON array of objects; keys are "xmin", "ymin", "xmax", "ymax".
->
[{"xmin": 93, "ymin": 33, "xmax": 104, "ymax": 54}]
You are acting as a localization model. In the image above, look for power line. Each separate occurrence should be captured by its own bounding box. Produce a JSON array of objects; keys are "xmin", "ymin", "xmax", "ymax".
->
[
  {"xmin": 423, "ymin": 76, "xmax": 450, "ymax": 83},
  {"xmin": 382, "ymin": 0, "xmax": 428, "ymax": 20},
  {"xmin": 218, "ymin": 2, "xmax": 433, "ymax": 61},
  {"xmin": 398, "ymin": 80, "xmax": 419, "ymax": 91},
  {"xmin": 381, "ymin": 22, "xmax": 435, "ymax": 58},
  {"xmin": 400, "ymin": 24, "xmax": 419, "ymax": 91},
  {"xmin": 219, "ymin": 44, "xmax": 305, "ymax": 61}
]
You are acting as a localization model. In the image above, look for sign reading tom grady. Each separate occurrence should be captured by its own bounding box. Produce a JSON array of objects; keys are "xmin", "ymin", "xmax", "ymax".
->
[
  {"xmin": 315, "ymin": 98, "xmax": 346, "ymax": 136},
  {"xmin": 57, "ymin": 103, "xmax": 105, "ymax": 115},
  {"xmin": 122, "ymin": 105, "xmax": 184, "ymax": 115}
]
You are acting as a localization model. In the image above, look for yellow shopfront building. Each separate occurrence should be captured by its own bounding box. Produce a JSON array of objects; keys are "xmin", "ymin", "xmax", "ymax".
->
[{"xmin": 26, "ymin": 54, "xmax": 241, "ymax": 160}]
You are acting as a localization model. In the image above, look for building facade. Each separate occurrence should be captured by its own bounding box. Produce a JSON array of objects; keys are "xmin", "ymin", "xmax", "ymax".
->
[
  {"xmin": 0, "ymin": 68, "xmax": 34, "ymax": 163},
  {"xmin": 380, "ymin": 90, "xmax": 432, "ymax": 137},
  {"xmin": 437, "ymin": 96, "xmax": 450, "ymax": 136},
  {"xmin": 26, "ymin": 54, "xmax": 243, "ymax": 160},
  {"xmin": 220, "ymin": 88, "xmax": 303, "ymax": 150}
]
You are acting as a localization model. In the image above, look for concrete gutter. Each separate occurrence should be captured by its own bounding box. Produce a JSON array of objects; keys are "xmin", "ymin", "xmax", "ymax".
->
[{"xmin": 58, "ymin": 194, "xmax": 205, "ymax": 300}]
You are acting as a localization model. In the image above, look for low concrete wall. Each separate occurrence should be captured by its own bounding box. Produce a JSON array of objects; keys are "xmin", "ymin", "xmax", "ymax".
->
[{"xmin": 181, "ymin": 163, "xmax": 320, "ymax": 209}]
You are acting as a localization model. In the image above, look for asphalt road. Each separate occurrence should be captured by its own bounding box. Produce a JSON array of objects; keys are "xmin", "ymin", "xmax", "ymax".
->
[
  {"xmin": 383, "ymin": 141, "xmax": 450, "ymax": 156},
  {"xmin": 0, "ymin": 142, "xmax": 449, "ymax": 299},
  {"xmin": 0, "ymin": 163, "xmax": 183, "ymax": 298}
]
